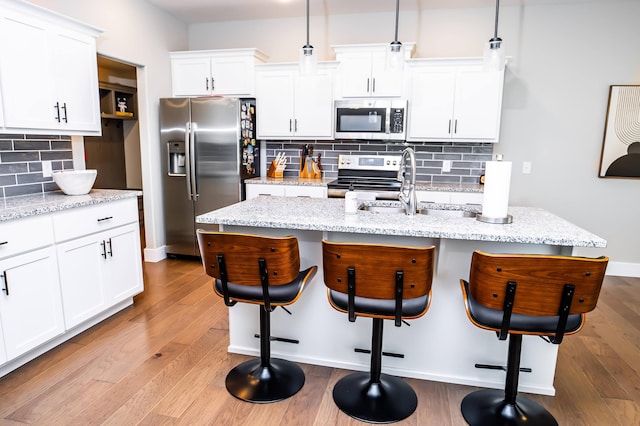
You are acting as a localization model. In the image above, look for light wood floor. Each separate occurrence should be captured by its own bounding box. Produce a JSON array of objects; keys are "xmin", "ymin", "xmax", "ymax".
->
[{"xmin": 0, "ymin": 258, "xmax": 639, "ymax": 425}]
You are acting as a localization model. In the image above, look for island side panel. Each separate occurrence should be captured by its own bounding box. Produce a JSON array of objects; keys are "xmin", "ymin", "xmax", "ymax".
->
[{"xmin": 220, "ymin": 224, "xmax": 571, "ymax": 395}]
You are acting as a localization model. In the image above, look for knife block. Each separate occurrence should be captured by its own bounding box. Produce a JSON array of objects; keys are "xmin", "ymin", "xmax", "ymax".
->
[
  {"xmin": 300, "ymin": 156, "xmax": 321, "ymax": 179},
  {"xmin": 267, "ymin": 160, "xmax": 285, "ymax": 178}
]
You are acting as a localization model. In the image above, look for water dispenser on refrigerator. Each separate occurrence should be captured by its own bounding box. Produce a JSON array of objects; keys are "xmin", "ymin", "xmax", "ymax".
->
[{"xmin": 167, "ymin": 141, "xmax": 186, "ymax": 176}]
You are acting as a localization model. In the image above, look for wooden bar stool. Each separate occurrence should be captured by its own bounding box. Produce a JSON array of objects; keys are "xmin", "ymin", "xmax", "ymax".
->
[
  {"xmin": 197, "ymin": 230, "xmax": 317, "ymax": 403},
  {"xmin": 459, "ymin": 251, "xmax": 608, "ymax": 426},
  {"xmin": 322, "ymin": 240, "xmax": 435, "ymax": 424}
]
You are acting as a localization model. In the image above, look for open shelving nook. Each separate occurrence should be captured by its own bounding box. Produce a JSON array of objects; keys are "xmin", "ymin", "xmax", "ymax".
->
[{"xmin": 99, "ymin": 82, "xmax": 137, "ymax": 120}]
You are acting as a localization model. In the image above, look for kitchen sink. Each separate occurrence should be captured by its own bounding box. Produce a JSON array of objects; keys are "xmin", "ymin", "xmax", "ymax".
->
[
  {"xmin": 417, "ymin": 208, "xmax": 477, "ymax": 218},
  {"xmin": 358, "ymin": 205, "xmax": 407, "ymax": 214},
  {"xmin": 358, "ymin": 203, "xmax": 477, "ymax": 217}
]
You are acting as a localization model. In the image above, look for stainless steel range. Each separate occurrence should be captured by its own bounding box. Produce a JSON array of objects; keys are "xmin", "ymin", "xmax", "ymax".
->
[{"xmin": 327, "ymin": 154, "xmax": 403, "ymax": 199}]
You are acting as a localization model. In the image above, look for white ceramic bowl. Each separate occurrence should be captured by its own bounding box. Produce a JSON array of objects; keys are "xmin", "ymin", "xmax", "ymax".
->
[{"xmin": 52, "ymin": 169, "xmax": 97, "ymax": 195}]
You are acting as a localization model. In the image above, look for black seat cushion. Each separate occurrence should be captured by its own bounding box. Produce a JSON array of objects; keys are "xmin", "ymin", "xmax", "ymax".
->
[
  {"xmin": 214, "ymin": 266, "xmax": 314, "ymax": 305},
  {"xmin": 463, "ymin": 281, "xmax": 583, "ymax": 334},
  {"xmin": 329, "ymin": 289, "xmax": 429, "ymax": 318}
]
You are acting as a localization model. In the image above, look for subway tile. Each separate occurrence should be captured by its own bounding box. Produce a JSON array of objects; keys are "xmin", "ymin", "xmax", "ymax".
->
[
  {"xmin": 43, "ymin": 181, "xmax": 59, "ymax": 192},
  {"xmin": 0, "ymin": 163, "xmax": 28, "ymax": 174},
  {"xmin": 433, "ymin": 175, "xmax": 462, "ymax": 184},
  {"xmin": 51, "ymin": 140, "xmax": 72, "ymax": 150},
  {"xmin": 0, "ymin": 141, "xmax": 12, "ymax": 150},
  {"xmin": 0, "ymin": 133, "xmax": 25, "ymax": 140},
  {"xmin": 4, "ymin": 183, "xmax": 43, "ymax": 197},
  {"xmin": 14, "ymin": 140, "xmax": 50, "ymax": 151},
  {"xmin": 25, "ymin": 134, "xmax": 60, "ymax": 140},
  {"xmin": 17, "ymin": 172, "xmax": 51, "ymax": 184},
  {"xmin": 41, "ymin": 151, "xmax": 73, "ymax": 161},
  {"xmin": 1, "ymin": 151, "xmax": 40, "ymax": 162},
  {"xmin": 0, "ymin": 175, "xmax": 16, "ymax": 186}
]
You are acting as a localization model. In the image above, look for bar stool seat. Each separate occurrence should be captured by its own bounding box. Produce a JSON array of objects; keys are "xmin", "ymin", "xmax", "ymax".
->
[
  {"xmin": 460, "ymin": 251, "xmax": 608, "ymax": 426},
  {"xmin": 322, "ymin": 240, "xmax": 435, "ymax": 424},
  {"xmin": 197, "ymin": 230, "xmax": 317, "ymax": 403}
]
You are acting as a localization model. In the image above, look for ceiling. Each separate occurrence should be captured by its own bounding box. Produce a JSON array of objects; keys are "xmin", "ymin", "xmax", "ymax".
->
[{"xmin": 144, "ymin": 0, "xmax": 603, "ymax": 24}]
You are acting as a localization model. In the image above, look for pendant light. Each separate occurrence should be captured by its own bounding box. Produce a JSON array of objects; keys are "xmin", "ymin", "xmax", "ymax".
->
[
  {"xmin": 483, "ymin": 0, "xmax": 506, "ymax": 71},
  {"xmin": 385, "ymin": 0, "xmax": 404, "ymax": 71},
  {"xmin": 299, "ymin": 0, "xmax": 317, "ymax": 75}
]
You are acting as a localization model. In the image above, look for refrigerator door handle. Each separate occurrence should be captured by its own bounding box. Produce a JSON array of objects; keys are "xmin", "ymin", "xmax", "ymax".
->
[
  {"xmin": 189, "ymin": 122, "xmax": 199, "ymax": 200},
  {"xmin": 185, "ymin": 122, "xmax": 193, "ymax": 201}
]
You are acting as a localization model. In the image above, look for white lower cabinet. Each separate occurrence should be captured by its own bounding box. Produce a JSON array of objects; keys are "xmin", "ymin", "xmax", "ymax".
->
[
  {"xmin": 245, "ymin": 183, "xmax": 327, "ymax": 199},
  {"xmin": 0, "ymin": 247, "xmax": 64, "ymax": 360},
  {"xmin": 57, "ymin": 223, "xmax": 142, "ymax": 329},
  {"xmin": 0, "ymin": 196, "xmax": 143, "ymax": 377}
]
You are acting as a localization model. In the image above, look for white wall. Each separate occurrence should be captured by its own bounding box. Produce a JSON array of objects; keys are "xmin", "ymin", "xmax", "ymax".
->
[
  {"xmin": 29, "ymin": 0, "xmax": 189, "ymax": 262},
  {"xmin": 190, "ymin": 2, "xmax": 640, "ymax": 271}
]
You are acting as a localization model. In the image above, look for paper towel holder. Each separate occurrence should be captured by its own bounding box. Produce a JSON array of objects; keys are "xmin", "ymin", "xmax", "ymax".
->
[{"xmin": 476, "ymin": 214, "xmax": 513, "ymax": 224}]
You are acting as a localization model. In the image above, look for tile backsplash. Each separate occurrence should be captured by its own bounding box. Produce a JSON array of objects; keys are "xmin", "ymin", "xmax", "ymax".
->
[
  {"xmin": 266, "ymin": 140, "xmax": 493, "ymax": 184},
  {"xmin": 0, "ymin": 134, "xmax": 73, "ymax": 198}
]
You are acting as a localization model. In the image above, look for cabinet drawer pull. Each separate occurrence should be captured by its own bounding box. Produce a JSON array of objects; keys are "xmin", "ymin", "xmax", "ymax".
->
[
  {"xmin": 97, "ymin": 216, "xmax": 113, "ymax": 223},
  {"xmin": 448, "ymin": 119, "xmax": 452, "ymax": 134},
  {"xmin": 2, "ymin": 272, "xmax": 9, "ymax": 296},
  {"xmin": 107, "ymin": 238, "xmax": 113, "ymax": 257},
  {"xmin": 366, "ymin": 78, "xmax": 370, "ymax": 93},
  {"xmin": 372, "ymin": 78, "xmax": 376, "ymax": 93},
  {"xmin": 0, "ymin": 241, "xmax": 8, "ymax": 246},
  {"xmin": 100, "ymin": 240, "xmax": 107, "ymax": 259},
  {"xmin": 454, "ymin": 119, "xmax": 458, "ymax": 134},
  {"xmin": 205, "ymin": 77, "xmax": 209, "ymax": 91}
]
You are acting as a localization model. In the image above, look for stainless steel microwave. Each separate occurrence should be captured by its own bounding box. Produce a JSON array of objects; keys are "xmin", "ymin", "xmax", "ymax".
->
[{"xmin": 334, "ymin": 99, "xmax": 407, "ymax": 140}]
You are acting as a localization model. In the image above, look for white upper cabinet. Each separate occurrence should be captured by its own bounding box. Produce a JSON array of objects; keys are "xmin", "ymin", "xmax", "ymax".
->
[
  {"xmin": 406, "ymin": 59, "xmax": 505, "ymax": 142},
  {"xmin": 0, "ymin": 2, "xmax": 101, "ymax": 135},
  {"xmin": 255, "ymin": 63, "xmax": 335, "ymax": 140},
  {"xmin": 170, "ymin": 49, "xmax": 267, "ymax": 97},
  {"xmin": 333, "ymin": 43, "xmax": 415, "ymax": 98}
]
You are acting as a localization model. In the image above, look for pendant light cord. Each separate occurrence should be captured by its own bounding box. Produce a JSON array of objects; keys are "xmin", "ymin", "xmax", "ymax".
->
[
  {"xmin": 493, "ymin": 0, "xmax": 500, "ymax": 40},
  {"xmin": 394, "ymin": 0, "xmax": 400, "ymax": 43},
  {"xmin": 305, "ymin": 0, "xmax": 310, "ymax": 48}
]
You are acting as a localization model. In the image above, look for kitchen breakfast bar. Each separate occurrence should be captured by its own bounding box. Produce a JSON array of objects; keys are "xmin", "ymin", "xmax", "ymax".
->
[{"xmin": 196, "ymin": 196, "xmax": 606, "ymax": 396}]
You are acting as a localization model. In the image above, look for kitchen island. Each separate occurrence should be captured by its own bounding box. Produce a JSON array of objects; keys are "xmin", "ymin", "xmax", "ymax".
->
[{"xmin": 196, "ymin": 196, "xmax": 606, "ymax": 395}]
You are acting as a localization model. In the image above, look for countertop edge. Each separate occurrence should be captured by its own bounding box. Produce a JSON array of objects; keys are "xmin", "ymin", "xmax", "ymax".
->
[
  {"xmin": 196, "ymin": 197, "xmax": 607, "ymax": 249},
  {"xmin": 0, "ymin": 189, "xmax": 142, "ymax": 222},
  {"xmin": 245, "ymin": 177, "xmax": 484, "ymax": 193}
]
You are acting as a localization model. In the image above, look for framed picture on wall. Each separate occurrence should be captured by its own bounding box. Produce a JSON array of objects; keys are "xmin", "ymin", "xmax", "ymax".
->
[{"xmin": 598, "ymin": 85, "xmax": 640, "ymax": 178}]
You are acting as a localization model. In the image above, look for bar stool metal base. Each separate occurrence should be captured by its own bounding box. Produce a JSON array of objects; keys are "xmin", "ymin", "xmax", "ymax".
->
[
  {"xmin": 333, "ymin": 372, "xmax": 417, "ymax": 424},
  {"xmin": 225, "ymin": 358, "xmax": 305, "ymax": 403},
  {"xmin": 461, "ymin": 389, "xmax": 558, "ymax": 426}
]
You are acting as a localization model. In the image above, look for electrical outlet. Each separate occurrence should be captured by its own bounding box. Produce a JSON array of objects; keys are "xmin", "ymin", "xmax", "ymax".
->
[
  {"xmin": 42, "ymin": 161, "xmax": 52, "ymax": 177},
  {"xmin": 522, "ymin": 161, "xmax": 532, "ymax": 174},
  {"xmin": 442, "ymin": 160, "xmax": 451, "ymax": 173}
]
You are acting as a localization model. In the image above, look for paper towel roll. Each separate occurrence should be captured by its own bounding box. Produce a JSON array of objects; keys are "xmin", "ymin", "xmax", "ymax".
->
[{"xmin": 482, "ymin": 161, "xmax": 512, "ymax": 219}]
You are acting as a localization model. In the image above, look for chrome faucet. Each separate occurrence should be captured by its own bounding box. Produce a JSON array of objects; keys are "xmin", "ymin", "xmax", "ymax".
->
[{"xmin": 398, "ymin": 147, "xmax": 418, "ymax": 215}]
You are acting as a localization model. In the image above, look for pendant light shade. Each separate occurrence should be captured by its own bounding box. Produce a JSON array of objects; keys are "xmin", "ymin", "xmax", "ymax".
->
[
  {"xmin": 483, "ymin": 0, "xmax": 506, "ymax": 71},
  {"xmin": 385, "ymin": 0, "xmax": 404, "ymax": 71},
  {"xmin": 299, "ymin": 0, "xmax": 317, "ymax": 75}
]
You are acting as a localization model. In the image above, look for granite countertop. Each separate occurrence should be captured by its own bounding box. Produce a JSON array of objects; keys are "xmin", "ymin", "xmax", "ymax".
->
[
  {"xmin": 0, "ymin": 189, "xmax": 142, "ymax": 222},
  {"xmin": 245, "ymin": 177, "xmax": 483, "ymax": 193},
  {"xmin": 196, "ymin": 196, "xmax": 606, "ymax": 248},
  {"xmin": 246, "ymin": 177, "xmax": 334, "ymax": 186}
]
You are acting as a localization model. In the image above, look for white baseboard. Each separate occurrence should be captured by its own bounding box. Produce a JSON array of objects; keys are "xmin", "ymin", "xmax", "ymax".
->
[
  {"xmin": 606, "ymin": 261, "xmax": 640, "ymax": 278},
  {"xmin": 143, "ymin": 245, "xmax": 166, "ymax": 263}
]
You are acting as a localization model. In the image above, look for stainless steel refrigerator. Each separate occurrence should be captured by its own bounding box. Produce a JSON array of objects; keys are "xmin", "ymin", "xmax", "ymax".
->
[{"xmin": 160, "ymin": 97, "xmax": 259, "ymax": 256}]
